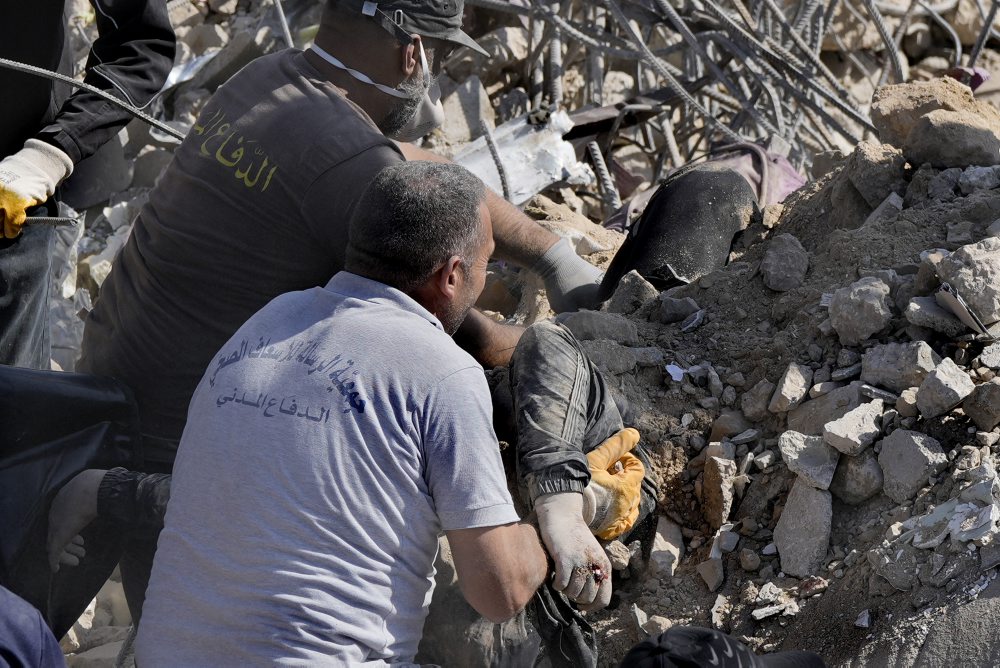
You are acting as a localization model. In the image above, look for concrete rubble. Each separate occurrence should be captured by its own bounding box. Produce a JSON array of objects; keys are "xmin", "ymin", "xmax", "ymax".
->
[{"xmin": 46, "ymin": 1, "xmax": 1000, "ymax": 665}]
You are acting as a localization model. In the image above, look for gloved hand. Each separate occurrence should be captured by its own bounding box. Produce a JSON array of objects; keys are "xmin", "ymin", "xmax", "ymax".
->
[
  {"xmin": 534, "ymin": 492, "xmax": 612, "ymax": 611},
  {"xmin": 0, "ymin": 139, "xmax": 73, "ymax": 239},
  {"xmin": 582, "ymin": 427, "xmax": 645, "ymax": 540},
  {"xmin": 532, "ymin": 238, "xmax": 604, "ymax": 313},
  {"xmin": 47, "ymin": 469, "xmax": 104, "ymax": 573}
]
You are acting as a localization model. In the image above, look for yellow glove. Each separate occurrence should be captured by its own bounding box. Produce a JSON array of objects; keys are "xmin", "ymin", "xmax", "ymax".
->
[
  {"xmin": 0, "ymin": 139, "xmax": 73, "ymax": 239},
  {"xmin": 583, "ymin": 427, "xmax": 645, "ymax": 541}
]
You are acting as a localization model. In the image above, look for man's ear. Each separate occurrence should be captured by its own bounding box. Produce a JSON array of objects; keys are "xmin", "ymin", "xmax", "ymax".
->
[
  {"xmin": 436, "ymin": 255, "xmax": 463, "ymax": 300},
  {"xmin": 401, "ymin": 34, "xmax": 421, "ymax": 78}
]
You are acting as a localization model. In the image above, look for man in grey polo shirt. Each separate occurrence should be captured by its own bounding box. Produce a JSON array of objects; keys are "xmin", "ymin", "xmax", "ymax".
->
[{"xmin": 133, "ymin": 162, "xmax": 550, "ymax": 664}]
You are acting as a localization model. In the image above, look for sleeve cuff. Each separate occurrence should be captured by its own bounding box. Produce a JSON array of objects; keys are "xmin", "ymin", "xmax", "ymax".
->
[
  {"xmin": 96, "ymin": 467, "xmax": 140, "ymax": 527},
  {"xmin": 528, "ymin": 477, "xmax": 587, "ymax": 503},
  {"xmin": 439, "ymin": 503, "xmax": 521, "ymax": 531}
]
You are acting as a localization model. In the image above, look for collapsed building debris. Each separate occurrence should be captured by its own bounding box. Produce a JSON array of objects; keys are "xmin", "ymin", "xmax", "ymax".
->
[{"xmin": 44, "ymin": 0, "xmax": 1000, "ymax": 665}]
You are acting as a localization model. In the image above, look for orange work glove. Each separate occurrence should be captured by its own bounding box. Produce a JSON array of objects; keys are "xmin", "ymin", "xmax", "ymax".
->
[{"xmin": 582, "ymin": 427, "xmax": 645, "ymax": 541}]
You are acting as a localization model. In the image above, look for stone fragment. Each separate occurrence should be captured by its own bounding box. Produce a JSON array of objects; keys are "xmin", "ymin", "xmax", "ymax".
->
[
  {"xmin": 605, "ymin": 540, "xmax": 631, "ymax": 571},
  {"xmin": 959, "ymin": 165, "xmax": 1000, "ymax": 194},
  {"xmin": 845, "ymin": 141, "xmax": 907, "ymax": 208},
  {"xmin": 774, "ymin": 478, "xmax": 833, "ymax": 577},
  {"xmin": 741, "ymin": 379, "xmax": 776, "ymax": 422},
  {"xmin": 937, "ymin": 237, "xmax": 1000, "ymax": 324},
  {"xmin": 830, "ymin": 449, "xmax": 884, "ymax": 505},
  {"xmin": 861, "ymin": 341, "xmax": 941, "ymax": 393},
  {"xmin": 905, "ymin": 296, "xmax": 968, "ymax": 337},
  {"xmin": 831, "ymin": 363, "xmax": 862, "ymax": 382},
  {"xmin": 719, "ymin": 530, "xmax": 740, "ymax": 553},
  {"xmin": 829, "ymin": 277, "xmax": 893, "ymax": 345},
  {"xmin": 896, "ymin": 387, "xmax": 919, "ymax": 417},
  {"xmin": 870, "ymin": 78, "xmax": 983, "ymax": 148},
  {"xmin": 778, "ymin": 431, "xmax": 840, "ymax": 489},
  {"xmin": 768, "ymin": 363, "xmax": 813, "ymax": 413},
  {"xmin": 928, "ymin": 167, "xmax": 961, "ymax": 201},
  {"xmin": 439, "ymin": 76, "xmax": 495, "ymax": 143},
  {"xmin": 751, "ymin": 604, "xmax": 786, "ymax": 620},
  {"xmin": 698, "ymin": 558, "xmax": 725, "ymax": 592},
  {"xmin": 988, "ymin": 219, "xmax": 1000, "ymax": 238},
  {"xmin": 838, "ymin": 349, "xmax": 862, "ymax": 367},
  {"xmin": 650, "ymin": 517, "xmax": 685, "ymax": 577},
  {"xmin": 916, "ymin": 357, "xmax": 976, "ymax": 418},
  {"xmin": 704, "ymin": 457, "xmax": 737, "ymax": 529},
  {"xmin": 947, "ymin": 220, "xmax": 975, "ymax": 246},
  {"xmin": 860, "ymin": 385, "xmax": 898, "ymax": 403},
  {"xmin": 657, "ymin": 296, "xmax": 700, "ymax": 323},
  {"xmin": 754, "ymin": 451, "xmax": 775, "ymax": 471},
  {"xmin": 607, "ymin": 270, "xmax": 659, "ymax": 315},
  {"xmin": 580, "ymin": 340, "xmax": 637, "ymax": 375},
  {"xmin": 823, "ymin": 399, "xmax": 883, "ymax": 455},
  {"xmin": 760, "ymin": 234, "xmax": 809, "ymax": 292},
  {"xmin": 904, "ymin": 108, "xmax": 1000, "ymax": 168},
  {"xmin": 963, "ymin": 379, "xmax": 1000, "ymax": 431},
  {"xmin": 561, "ymin": 310, "xmax": 639, "ymax": 344},
  {"xmin": 788, "ymin": 382, "xmax": 863, "ymax": 435},
  {"xmin": 810, "ymin": 382, "xmax": 841, "ymax": 398},
  {"xmin": 878, "ymin": 430, "xmax": 948, "ymax": 503},
  {"xmin": 740, "ymin": 548, "xmax": 761, "ymax": 571},
  {"xmin": 642, "ymin": 615, "xmax": 673, "ymax": 636},
  {"xmin": 981, "ymin": 342, "xmax": 1000, "ymax": 370}
]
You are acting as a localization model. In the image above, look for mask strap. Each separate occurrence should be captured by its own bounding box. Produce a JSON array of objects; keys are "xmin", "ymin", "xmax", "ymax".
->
[{"xmin": 310, "ymin": 44, "xmax": 409, "ymax": 99}]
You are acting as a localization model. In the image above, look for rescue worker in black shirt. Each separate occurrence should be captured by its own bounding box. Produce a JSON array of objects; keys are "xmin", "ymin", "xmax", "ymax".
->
[{"xmin": 0, "ymin": 0, "xmax": 175, "ymax": 368}]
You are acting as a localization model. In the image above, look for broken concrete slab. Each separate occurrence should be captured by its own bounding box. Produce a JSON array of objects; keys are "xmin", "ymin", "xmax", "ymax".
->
[
  {"xmin": 560, "ymin": 310, "xmax": 639, "ymax": 345},
  {"xmin": 904, "ymin": 109, "xmax": 1000, "ymax": 168},
  {"xmin": 580, "ymin": 340, "xmax": 638, "ymax": 375},
  {"xmin": 778, "ymin": 430, "xmax": 841, "ymax": 490},
  {"xmin": 768, "ymin": 363, "xmax": 814, "ymax": 413},
  {"xmin": 650, "ymin": 516, "xmax": 685, "ymax": 577},
  {"xmin": 606, "ymin": 270, "xmax": 659, "ymax": 316},
  {"xmin": 905, "ymin": 296, "xmax": 968, "ymax": 337},
  {"xmin": 916, "ymin": 357, "xmax": 976, "ymax": 418},
  {"xmin": 861, "ymin": 341, "xmax": 941, "ymax": 393},
  {"xmin": 774, "ymin": 478, "xmax": 833, "ymax": 578},
  {"xmin": 830, "ymin": 448, "xmax": 884, "ymax": 505},
  {"xmin": 829, "ymin": 277, "xmax": 893, "ymax": 345},
  {"xmin": 878, "ymin": 429, "xmax": 948, "ymax": 503},
  {"xmin": 741, "ymin": 379, "xmax": 776, "ymax": 422},
  {"xmin": 823, "ymin": 399, "xmax": 883, "ymax": 455}
]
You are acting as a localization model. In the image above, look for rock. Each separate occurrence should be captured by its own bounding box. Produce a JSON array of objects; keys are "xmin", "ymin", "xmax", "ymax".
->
[
  {"xmin": 788, "ymin": 381, "xmax": 863, "ymax": 435},
  {"xmin": 846, "ymin": 141, "xmax": 908, "ymax": 208},
  {"xmin": 742, "ymin": 379, "xmax": 776, "ymax": 422},
  {"xmin": 937, "ymin": 238, "xmax": 1000, "ymax": 324},
  {"xmin": 168, "ymin": 0, "xmax": 205, "ymax": 28},
  {"xmin": 768, "ymin": 363, "xmax": 814, "ymax": 413},
  {"xmin": 778, "ymin": 430, "xmax": 840, "ymax": 489},
  {"xmin": 928, "ymin": 167, "xmax": 962, "ymax": 201},
  {"xmin": 439, "ymin": 76, "xmax": 495, "ymax": 144},
  {"xmin": 916, "ymin": 357, "xmax": 976, "ymax": 418},
  {"xmin": 719, "ymin": 529, "xmax": 740, "ymax": 553},
  {"xmin": 183, "ymin": 22, "xmax": 229, "ymax": 52},
  {"xmin": 878, "ymin": 430, "xmax": 948, "ymax": 502},
  {"xmin": 67, "ymin": 641, "xmax": 125, "ymax": 668},
  {"xmin": 710, "ymin": 410, "xmax": 751, "ymax": 441},
  {"xmin": 964, "ymin": 379, "xmax": 1000, "ymax": 431},
  {"xmin": 959, "ymin": 165, "xmax": 1000, "ymax": 194},
  {"xmin": 810, "ymin": 381, "xmax": 842, "ymax": 398},
  {"xmin": 208, "ymin": 0, "xmax": 238, "ymax": 13},
  {"xmin": 823, "ymin": 399, "xmax": 884, "ymax": 455},
  {"xmin": 905, "ymin": 296, "xmax": 968, "ymax": 337},
  {"xmin": 948, "ymin": 220, "xmax": 975, "ymax": 247},
  {"xmin": 831, "ymin": 363, "xmax": 862, "ymax": 382},
  {"xmin": 740, "ymin": 548, "xmax": 762, "ymax": 571},
  {"xmin": 860, "ymin": 384, "xmax": 898, "ymax": 403},
  {"xmin": 870, "ymin": 77, "xmax": 990, "ymax": 148},
  {"xmin": 642, "ymin": 615, "xmax": 673, "ymax": 636},
  {"xmin": 774, "ymin": 478, "xmax": 833, "ymax": 577},
  {"xmin": 606, "ymin": 270, "xmax": 659, "ymax": 315},
  {"xmin": 829, "ymin": 277, "xmax": 893, "ymax": 345},
  {"xmin": 606, "ymin": 540, "xmax": 631, "ymax": 571},
  {"xmin": 650, "ymin": 517, "xmax": 685, "ymax": 577},
  {"xmin": 904, "ymin": 109, "xmax": 1000, "ymax": 168},
  {"xmin": 981, "ymin": 342, "xmax": 1000, "ymax": 370},
  {"xmin": 830, "ymin": 448, "xmax": 884, "ymax": 505},
  {"xmin": 657, "ymin": 295, "xmax": 700, "ymax": 323},
  {"xmin": 444, "ymin": 26, "xmax": 529, "ymax": 84},
  {"xmin": 896, "ymin": 387, "xmax": 920, "ymax": 417},
  {"xmin": 704, "ymin": 457, "xmax": 737, "ymax": 529},
  {"xmin": 988, "ymin": 219, "xmax": 1000, "ymax": 238},
  {"xmin": 862, "ymin": 342, "xmax": 941, "ymax": 393},
  {"xmin": 561, "ymin": 310, "xmax": 639, "ymax": 345},
  {"xmin": 580, "ymin": 340, "xmax": 637, "ymax": 375},
  {"xmin": 760, "ymin": 233, "xmax": 809, "ymax": 291},
  {"xmin": 698, "ymin": 557, "xmax": 725, "ymax": 592}
]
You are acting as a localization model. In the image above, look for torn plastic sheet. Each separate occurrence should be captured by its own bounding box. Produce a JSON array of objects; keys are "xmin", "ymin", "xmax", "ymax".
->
[{"xmin": 452, "ymin": 109, "xmax": 594, "ymax": 206}]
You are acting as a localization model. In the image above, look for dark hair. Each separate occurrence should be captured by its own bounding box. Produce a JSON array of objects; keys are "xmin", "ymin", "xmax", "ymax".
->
[{"xmin": 345, "ymin": 161, "xmax": 487, "ymax": 292}]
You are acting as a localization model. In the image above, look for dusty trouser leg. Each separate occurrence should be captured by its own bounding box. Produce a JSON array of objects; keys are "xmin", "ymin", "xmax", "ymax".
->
[
  {"xmin": 508, "ymin": 320, "xmax": 656, "ymax": 519},
  {"xmin": 507, "ymin": 321, "xmax": 656, "ymax": 667}
]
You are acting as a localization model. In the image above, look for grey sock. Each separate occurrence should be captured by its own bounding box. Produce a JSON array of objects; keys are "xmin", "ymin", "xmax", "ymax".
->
[{"xmin": 532, "ymin": 238, "xmax": 604, "ymax": 313}]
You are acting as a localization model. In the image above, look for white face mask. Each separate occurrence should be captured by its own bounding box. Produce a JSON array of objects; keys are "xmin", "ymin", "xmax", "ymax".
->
[
  {"xmin": 309, "ymin": 42, "xmax": 446, "ymax": 141},
  {"xmin": 389, "ymin": 79, "xmax": 445, "ymax": 142}
]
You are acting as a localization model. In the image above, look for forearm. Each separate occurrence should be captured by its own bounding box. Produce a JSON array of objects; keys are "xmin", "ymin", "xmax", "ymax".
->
[
  {"xmin": 97, "ymin": 468, "xmax": 171, "ymax": 531},
  {"xmin": 453, "ymin": 309, "xmax": 525, "ymax": 369},
  {"xmin": 39, "ymin": 0, "xmax": 176, "ymax": 162},
  {"xmin": 393, "ymin": 141, "xmax": 558, "ymax": 267}
]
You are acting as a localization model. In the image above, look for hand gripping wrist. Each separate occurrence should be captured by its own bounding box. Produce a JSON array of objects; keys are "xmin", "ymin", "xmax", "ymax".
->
[{"xmin": 535, "ymin": 492, "xmax": 612, "ymax": 610}]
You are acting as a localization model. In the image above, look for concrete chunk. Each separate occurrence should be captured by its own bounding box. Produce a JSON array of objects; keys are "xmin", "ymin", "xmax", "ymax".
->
[
  {"xmin": 741, "ymin": 379, "xmax": 775, "ymax": 422},
  {"xmin": 830, "ymin": 448, "xmax": 884, "ymax": 505},
  {"xmin": 829, "ymin": 277, "xmax": 893, "ymax": 345},
  {"xmin": 878, "ymin": 430, "xmax": 948, "ymax": 503},
  {"xmin": 704, "ymin": 457, "xmax": 737, "ymax": 529},
  {"xmin": 768, "ymin": 363, "xmax": 813, "ymax": 413},
  {"xmin": 760, "ymin": 233, "xmax": 809, "ymax": 292},
  {"xmin": 916, "ymin": 357, "xmax": 976, "ymax": 418},
  {"xmin": 774, "ymin": 478, "xmax": 833, "ymax": 577},
  {"xmin": 861, "ymin": 342, "xmax": 940, "ymax": 393},
  {"xmin": 964, "ymin": 379, "xmax": 1000, "ymax": 431},
  {"xmin": 778, "ymin": 430, "xmax": 840, "ymax": 489},
  {"xmin": 788, "ymin": 381, "xmax": 863, "ymax": 436},
  {"xmin": 823, "ymin": 399, "xmax": 883, "ymax": 455},
  {"xmin": 650, "ymin": 517, "xmax": 685, "ymax": 577}
]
